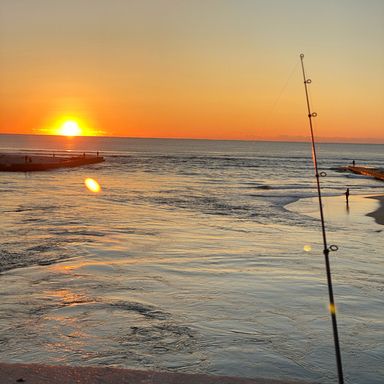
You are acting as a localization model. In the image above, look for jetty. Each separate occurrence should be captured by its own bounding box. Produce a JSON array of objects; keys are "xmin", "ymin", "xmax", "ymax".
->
[
  {"xmin": 0, "ymin": 152, "xmax": 104, "ymax": 172},
  {"xmin": 343, "ymin": 166, "xmax": 384, "ymax": 181}
]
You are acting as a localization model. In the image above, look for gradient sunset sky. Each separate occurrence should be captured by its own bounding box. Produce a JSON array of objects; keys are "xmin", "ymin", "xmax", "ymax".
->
[{"xmin": 0, "ymin": 0, "xmax": 383, "ymax": 142}]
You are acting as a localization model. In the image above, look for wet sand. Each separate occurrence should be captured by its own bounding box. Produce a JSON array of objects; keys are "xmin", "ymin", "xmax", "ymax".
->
[
  {"xmin": 0, "ymin": 363, "xmax": 311, "ymax": 384},
  {"xmin": 366, "ymin": 195, "xmax": 384, "ymax": 225},
  {"xmin": 288, "ymin": 193, "xmax": 384, "ymax": 229}
]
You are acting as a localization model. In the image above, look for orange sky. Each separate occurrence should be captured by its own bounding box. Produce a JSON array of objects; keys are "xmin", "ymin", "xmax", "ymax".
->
[{"xmin": 0, "ymin": 0, "xmax": 383, "ymax": 142}]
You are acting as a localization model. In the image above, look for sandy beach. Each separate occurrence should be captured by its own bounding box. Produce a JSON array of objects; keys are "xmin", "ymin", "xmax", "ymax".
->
[
  {"xmin": 366, "ymin": 195, "xmax": 384, "ymax": 225},
  {"xmin": 0, "ymin": 363, "xmax": 311, "ymax": 384},
  {"xmin": 288, "ymin": 193, "xmax": 384, "ymax": 230}
]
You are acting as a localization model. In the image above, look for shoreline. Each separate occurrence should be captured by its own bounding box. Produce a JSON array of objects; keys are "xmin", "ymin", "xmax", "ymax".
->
[
  {"xmin": 0, "ymin": 363, "xmax": 311, "ymax": 384},
  {"xmin": 286, "ymin": 193, "xmax": 384, "ymax": 228},
  {"xmin": 366, "ymin": 195, "xmax": 384, "ymax": 225}
]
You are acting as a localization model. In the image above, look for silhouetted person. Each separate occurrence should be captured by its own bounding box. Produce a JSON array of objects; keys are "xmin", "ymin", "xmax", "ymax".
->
[
  {"xmin": 345, "ymin": 188, "xmax": 350, "ymax": 204},
  {"xmin": 352, "ymin": 160, "xmax": 355, "ymax": 166}
]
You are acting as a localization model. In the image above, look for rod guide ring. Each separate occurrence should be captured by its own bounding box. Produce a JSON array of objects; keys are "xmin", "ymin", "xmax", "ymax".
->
[
  {"xmin": 320, "ymin": 171, "xmax": 327, "ymax": 177},
  {"xmin": 329, "ymin": 245, "xmax": 339, "ymax": 252}
]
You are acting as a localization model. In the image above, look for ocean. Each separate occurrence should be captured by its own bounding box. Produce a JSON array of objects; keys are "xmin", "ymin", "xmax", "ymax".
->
[{"xmin": 0, "ymin": 134, "xmax": 383, "ymax": 383}]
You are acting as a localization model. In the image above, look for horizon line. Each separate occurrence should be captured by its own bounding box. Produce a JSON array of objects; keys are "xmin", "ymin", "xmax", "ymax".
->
[{"xmin": 0, "ymin": 132, "xmax": 383, "ymax": 145}]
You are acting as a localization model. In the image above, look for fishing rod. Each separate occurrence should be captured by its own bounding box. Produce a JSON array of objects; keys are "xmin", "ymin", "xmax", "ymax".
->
[{"xmin": 299, "ymin": 53, "xmax": 344, "ymax": 384}]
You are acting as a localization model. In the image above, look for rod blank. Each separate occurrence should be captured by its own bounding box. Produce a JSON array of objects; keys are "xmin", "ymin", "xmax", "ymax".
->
[{"xmin": 299, "ymin": 53, "xmax": 344, "ymax": 384}]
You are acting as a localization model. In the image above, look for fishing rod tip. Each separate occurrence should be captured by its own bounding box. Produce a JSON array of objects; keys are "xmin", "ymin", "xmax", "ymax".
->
[{"xmin": 300, "ymin": 53, "xmax": 304, "ymax": 59}]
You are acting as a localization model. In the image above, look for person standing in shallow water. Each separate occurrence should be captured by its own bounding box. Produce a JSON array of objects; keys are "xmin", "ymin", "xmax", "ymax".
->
[{"xmin": 345, "ymin": 188, "xmax": 350, "ymax": 204}]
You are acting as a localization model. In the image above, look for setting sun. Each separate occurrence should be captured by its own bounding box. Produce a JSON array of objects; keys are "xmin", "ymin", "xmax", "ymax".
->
[
  {"xmin": 42, "ymin": 115, "xmax": 102, "ymax": 137},
  {"xmin": 58, "ymin": 120, "xmax": 82, "ymax": 136}
]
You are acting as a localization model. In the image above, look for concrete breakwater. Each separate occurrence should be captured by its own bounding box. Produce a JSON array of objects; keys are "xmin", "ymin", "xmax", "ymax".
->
[
  {"xmin": 0, "ymin": 153, "xmax": 104, "ymax": 172},
  {"xmin": 343, "ymin": 166, "xmax": 384, "ymax": 181}
]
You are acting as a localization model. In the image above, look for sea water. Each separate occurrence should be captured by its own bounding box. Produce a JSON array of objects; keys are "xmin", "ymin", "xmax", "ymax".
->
[{"xmin": 0, "ymin": 135, "xmax": 383, "ymax": 383}]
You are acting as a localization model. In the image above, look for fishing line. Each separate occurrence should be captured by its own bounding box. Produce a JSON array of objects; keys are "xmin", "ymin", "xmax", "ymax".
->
[
  {"xmin": 299, "ymin": 53, "xmax": 344, "ymax": 384},
  {"xmin": 271, "ymin": 59, "xmax": 300, "ymax": 113}
]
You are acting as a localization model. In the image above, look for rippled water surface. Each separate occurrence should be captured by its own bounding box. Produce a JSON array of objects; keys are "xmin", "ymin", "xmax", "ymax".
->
[{"xmin": 0, "ymin": 135, "xmax": 383, "ymax": 383}]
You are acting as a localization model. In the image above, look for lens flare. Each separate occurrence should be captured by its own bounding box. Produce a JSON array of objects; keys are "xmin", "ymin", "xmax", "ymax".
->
[
  {"xmin": 84, "ymin": 178, "xmax": 101, "ymax": 193},
  {"xmin": 303, "ymin": 245, "xmax": 312, "ymax": 252}
]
